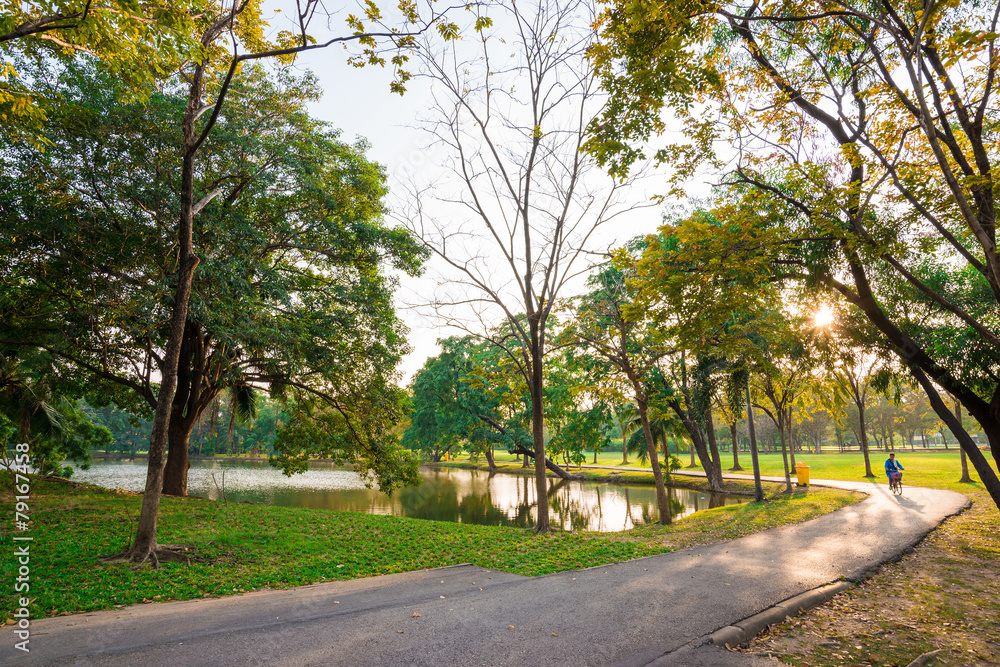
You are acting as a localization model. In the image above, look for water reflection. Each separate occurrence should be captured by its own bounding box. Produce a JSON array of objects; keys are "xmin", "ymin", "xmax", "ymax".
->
[{"xmin": 70, "ymin": 459, "xmax": 744, "ymax": 532}]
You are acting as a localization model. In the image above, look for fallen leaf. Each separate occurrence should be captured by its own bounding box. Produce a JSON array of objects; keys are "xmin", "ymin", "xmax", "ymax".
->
[
  {"xmin": 552, "ymin": 633, "xmax": 558, "ymax": 637},
  {"xmin": 413, "ymin": 613, "xmax": 421, "ymax": 618},
  {"xmin": 508, "ymin": 625, "xmax": 515, "ymax": 630}
]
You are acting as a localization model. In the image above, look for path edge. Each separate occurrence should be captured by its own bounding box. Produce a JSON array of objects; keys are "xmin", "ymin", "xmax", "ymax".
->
[
  {"xmin": 707, "ymin": 580, "xmax": 853, "ymax": 649},
  {"xmin": 705, "ymin": 489, "xmax": 972, "ymax": 652}
]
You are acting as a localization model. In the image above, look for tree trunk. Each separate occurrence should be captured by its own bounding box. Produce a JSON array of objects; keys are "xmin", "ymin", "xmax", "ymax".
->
[
  {"xmin": 484, "ymin": 446, "xmax": 497, "ymax": 472},
  {"xmin": 636, "ymin": 396, "xmax": 671, "ymax": 525},
  {"xmin": 786, "ymin": 407, "xmax": 797, "ymax": 471},
  {"xmin": 120, "ymin": 137, "xmax": 202, "ymax": 564},
  {"xmin": 858, "ymin": 401, "xmax": 874, "ymax": 477},
  {"xmin": 163, "ymin": 417, "xmax": 194, "ymax": 496},
  {"xmin": 777, "ymin": 413, "xmax": 792, "ymax": 492},
  {"xmin": 704, "ymin": 406, "xmax": 724, "ymax": 488},
  {"xmin": 957, "ymin": 400, "xmax": 971, "ymax": 483},
  {"xmin": 529, "ymin": 337, "xmax": 550, "ymax": 533},
  {"xmin": 729, "ymin": 421, "xmax": 743, "ymax": 470},
  {"xmin": 909, "ymin": 363, "xmax": 1000, "ymax": 506},
  {"xmin": 746, "ymin": 385, "xmax": 764, "ymax": 502},
  {"xmin": 659, "ymin": 429, "xmax": 671, "ymax": 481},
  {"xmin": 610, "ymin": 406, "xmax": 628, "ymax": 464},
  {"xmin": 684, "ymin": 421, "xmax": 721, "ymax": 491}
]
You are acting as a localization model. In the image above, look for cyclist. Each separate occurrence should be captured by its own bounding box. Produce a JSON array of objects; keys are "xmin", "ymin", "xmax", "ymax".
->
[{"xmin": 885, "ymin": 452, "xmax": 904, "ymax": 487}]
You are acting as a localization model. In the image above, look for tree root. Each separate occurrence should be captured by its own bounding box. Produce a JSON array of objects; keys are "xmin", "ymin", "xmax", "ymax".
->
[{"xmin": 101, "ymin": 544, "xmax": 200, "ymax": 569}]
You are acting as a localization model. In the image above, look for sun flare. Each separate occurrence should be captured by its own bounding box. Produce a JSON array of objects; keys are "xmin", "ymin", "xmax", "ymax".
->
[{"xmin": 814, "ymin": 305, "xmax": 834, "ymax": 327}]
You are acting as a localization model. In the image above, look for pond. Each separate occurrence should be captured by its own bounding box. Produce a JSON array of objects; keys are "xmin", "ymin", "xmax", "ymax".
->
[{"xmin": 69, "ymin": 458, "xmax": 746, "ymax": 532}]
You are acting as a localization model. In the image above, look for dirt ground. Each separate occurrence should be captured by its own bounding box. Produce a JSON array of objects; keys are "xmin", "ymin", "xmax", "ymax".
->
[{"xmin": 737, "ymin": 491, "xmax": 1000, "ymax": 666}]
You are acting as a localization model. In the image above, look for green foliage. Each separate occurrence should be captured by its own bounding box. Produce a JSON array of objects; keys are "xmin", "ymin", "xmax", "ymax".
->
[
  {"xmin": 271, "ymin": 386, "xmax": 420, "ymax": 494},
  {"xmin": 404, "ymin": 333, "xmax": 617, "ymax": 466},
  {"xmin": 0, "ymin": 354, "xmax": 109, "ymax": 476},
  {"xmin": 590, "ymin": 0, "xmax": 1000, "ymax": 508},
  {"xmin": 0, "ymin": 0, "xmax": 213, "ymax": 145},
  {"xmin": 0, "ymin": 60, "xmax": 425, "ymax": 491},
  {"xmin": 401, "ymin": 336, "xmax": 508, "ymax": 461}
]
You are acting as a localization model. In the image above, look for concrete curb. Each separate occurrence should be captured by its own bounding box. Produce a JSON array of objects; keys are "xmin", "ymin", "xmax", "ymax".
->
[{"xmin": 708, "ymin": 580, "xmax": 853, "ymax": 649}]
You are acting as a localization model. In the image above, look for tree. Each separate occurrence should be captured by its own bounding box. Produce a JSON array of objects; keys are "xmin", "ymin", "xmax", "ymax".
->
[
  {"xmin": 647, "ymin": 355, "xmax": 726, "ymax": 491},
  {"xmin": 895, "ymin": 389, "xmax": 935, "ymax": 451},
  {"xmin": 590, "ymin": 0, "xmax": 1000, "ymax": 509},
  {"xmin": 544, "ymin": 350, "xmax": 611, "ymax": 468},
  {"xmin": 712, "ymin": 376, "xmax": 745, "ymax": 470},
  {"xmin": 404, "ymin": 334, "xmax": 583, "ymax": 477},
  {"xmin": 563, "ymin": 259, "xmax": 678, "ymax": 523},
  {"xmin": 751, "ymin": 314, "xmax": 814, "ymax": 492},
  {"xmin": 404, "ymin": 337, "xmax": 505, "ymax": 468},
  {"xmin": 794, "ymin": 390, "xmax": 833, "ymax": 455},
  {"xmin": 2, "ymin": 56, "xmax": 426, "ymax": 566},
  {"xmin": 3, "ymin": 58, "xmax": 423, "ymax": 484},
  {"xmin": 622, "ymin": 215, "xmax": 783, "ymax": 498},
  {"xmin": 402, "ymin": 0, "xmax": 641, "ymax": 531},
  {"xmin": 823, "ymin": 341, "xmax": 891, "ymax": 478}
]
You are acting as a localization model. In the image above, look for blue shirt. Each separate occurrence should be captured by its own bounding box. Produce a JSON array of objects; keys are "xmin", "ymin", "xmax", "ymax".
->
[{"xmin": 885, "ymin": 458, "xmax": 902, "ymax": 473}]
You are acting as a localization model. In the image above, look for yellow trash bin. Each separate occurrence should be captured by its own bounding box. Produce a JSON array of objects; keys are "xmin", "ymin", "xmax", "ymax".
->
[{"xmin": 795, "ymin": 463, "xmax": 810, "ymax": 486}]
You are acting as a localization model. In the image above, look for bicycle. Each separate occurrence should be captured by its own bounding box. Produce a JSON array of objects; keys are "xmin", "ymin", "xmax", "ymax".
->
[{"xmin": 889, "ymin": 471, "xmax": 903, "ymax": 495}]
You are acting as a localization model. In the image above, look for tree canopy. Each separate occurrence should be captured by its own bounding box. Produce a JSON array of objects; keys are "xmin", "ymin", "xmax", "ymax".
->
[
  {"xmin": 590, "ymin": 0, "xmax": 1000, "ymax": 508},
  {"xmin": 0, "ymin": 60, "xmax": 426, "ymax": 494}
]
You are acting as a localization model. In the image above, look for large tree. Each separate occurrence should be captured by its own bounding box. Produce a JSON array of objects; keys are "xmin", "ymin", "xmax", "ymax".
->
[
  {"xmin": 3, "ymin": 60, "xmax": 424, "ymax": 483},
  {"xmin": 402, "ymin": 0, "xmax": 641, "ymax": 531},
  {"xmin": 6, "ymin": 0, "xmax": 462, "ymax": 564},
  {"xmin": 1, "ymin": 60, "xmax": 424, "ymax": 555},
  {"xmin": 563, "ymin": 260, "xmax": 679, "ymax": 522},
  {"xmin": 591, "ymin": 0, "xmax": 1000, "ymax": 509}
]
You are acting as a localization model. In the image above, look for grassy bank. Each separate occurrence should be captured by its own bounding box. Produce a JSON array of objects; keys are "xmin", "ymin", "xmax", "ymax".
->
[{"xmin": 0, "ymin": 473, "xmax": 856, "ymax": 620}]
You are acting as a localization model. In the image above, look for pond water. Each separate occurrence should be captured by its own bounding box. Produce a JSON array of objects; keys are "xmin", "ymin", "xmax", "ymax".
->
[{"xmin": 70, "ymin": 459, "xmax": 746, "ymax": 532}]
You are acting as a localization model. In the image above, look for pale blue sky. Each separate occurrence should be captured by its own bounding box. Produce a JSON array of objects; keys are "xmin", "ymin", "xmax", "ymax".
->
[{"xmin": 286, "ymin": 12, "xmax": 694, "ymax": 383}]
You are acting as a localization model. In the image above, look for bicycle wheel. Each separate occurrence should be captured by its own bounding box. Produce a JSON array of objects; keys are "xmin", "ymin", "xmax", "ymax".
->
[{"xmin": 892, "ymin": 478, "xmax": 902, "ymax": 495}]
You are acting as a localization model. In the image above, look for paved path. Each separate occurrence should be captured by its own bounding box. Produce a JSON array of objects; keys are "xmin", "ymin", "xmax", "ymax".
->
[{"xmin": 4, "ymin": 476, "xmax": 969, "ymax": 667}]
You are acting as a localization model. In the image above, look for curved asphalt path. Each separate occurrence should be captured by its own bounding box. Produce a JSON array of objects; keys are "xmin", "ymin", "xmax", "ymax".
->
[{"xmin": 4, "ymin": 474, "xmax": 969, "ymax": 667}]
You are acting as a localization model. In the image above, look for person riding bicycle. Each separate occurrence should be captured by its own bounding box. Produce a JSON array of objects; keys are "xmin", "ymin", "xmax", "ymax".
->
[{"xmin": 885, "ymin": 452, "xmax": 904, "ymax": 486}]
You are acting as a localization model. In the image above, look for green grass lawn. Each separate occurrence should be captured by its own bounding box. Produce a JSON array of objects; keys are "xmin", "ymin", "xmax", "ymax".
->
[
  {"xmin": 667, "ymin": 448, "xmax": 994, "ymax": 496},
  {"xmin": 0, "ymin": 472, "xmax": 857, "ymax": 620}
]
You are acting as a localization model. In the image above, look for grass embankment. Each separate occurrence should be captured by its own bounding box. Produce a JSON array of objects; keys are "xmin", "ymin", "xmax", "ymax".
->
[{"xmin": 0, "ymin": 473, "xmax": 856, "ymax": 620}]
